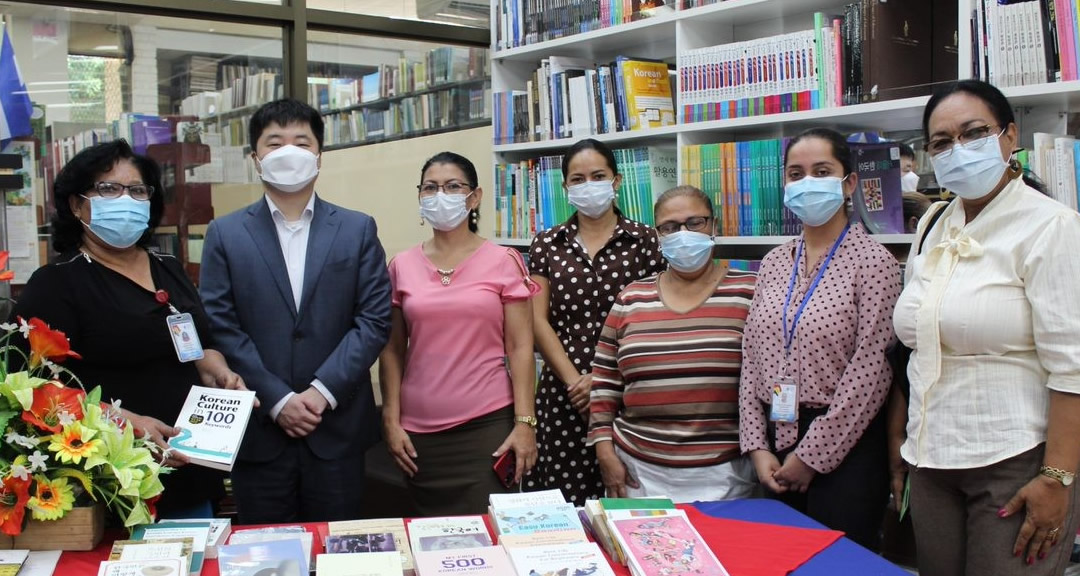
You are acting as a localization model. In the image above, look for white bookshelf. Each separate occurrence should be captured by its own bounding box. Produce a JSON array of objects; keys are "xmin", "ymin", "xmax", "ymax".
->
[{"xmin": 489, "ymin": 0, "xmax": 1080, "ymax": 253}]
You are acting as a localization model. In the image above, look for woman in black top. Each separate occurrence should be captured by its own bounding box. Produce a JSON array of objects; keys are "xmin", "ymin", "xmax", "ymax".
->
[{"xmin": 13, "ymin": 140, "xmax": 248, "ymax": 518}]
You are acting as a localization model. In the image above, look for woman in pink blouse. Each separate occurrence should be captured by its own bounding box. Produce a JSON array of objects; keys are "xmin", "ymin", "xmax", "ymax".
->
[
  {"xmin": 739, "ymin": 128, "xmax": 901, "ymax": 550},
  {"xmin": 379, "ymin": 152, "xmax": 539, "ymax": 516}
]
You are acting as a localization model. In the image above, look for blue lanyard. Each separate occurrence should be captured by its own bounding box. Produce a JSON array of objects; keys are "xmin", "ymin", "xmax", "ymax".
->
[{"xmin": 782, "ymin": 226, "xmax": 849, "ymax": 355}]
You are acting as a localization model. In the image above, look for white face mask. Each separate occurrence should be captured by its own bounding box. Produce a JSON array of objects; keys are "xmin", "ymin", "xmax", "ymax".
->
[
  {"xmin": 420, "ymin": 191, "xmax": 473, "ymax": 231},
  {"xmin": 931, "ymin": 132, "xmax": 1008, "ymax": 200},
  {"xmin": 901, "ymin": 170, "xmax": 920, "ymax": 193},
  {"xmin": 257, "ymin": 145, "xmax": 320, "ymax": 193},
  {"xmin": 567, "ymin": 180, "xmax": 616, "ymax": 219}
]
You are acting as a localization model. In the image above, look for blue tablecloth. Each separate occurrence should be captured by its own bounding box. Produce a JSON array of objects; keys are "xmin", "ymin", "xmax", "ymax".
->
[{"xmin": 695, "ymin": 499, "xmax": 911, "ymax": 576}]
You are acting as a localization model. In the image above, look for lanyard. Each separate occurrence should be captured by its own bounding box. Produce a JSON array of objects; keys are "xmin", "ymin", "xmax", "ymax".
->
[{"xmin": 782, "ymin": 226, "xmax": 849, "ymax": 355}]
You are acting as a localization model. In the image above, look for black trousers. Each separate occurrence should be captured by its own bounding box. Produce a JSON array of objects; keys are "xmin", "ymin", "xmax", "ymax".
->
[
  {"xmin": 231, "ymin": 439, "xmax": 366, "ymax": 524},
  {"xmin": 766, "ymin": 406, "xmax": 890, "ymax": 551}
]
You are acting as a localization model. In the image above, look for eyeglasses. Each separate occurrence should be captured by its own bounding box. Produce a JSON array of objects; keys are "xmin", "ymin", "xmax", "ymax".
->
[
  {"xmin": 925, "ymin": 125, "xmax": 1004, "ymax": 159},
  {"xmin": 87, "ymin": 181, "xmax": 154, "ymax": 201},
  {"xmin": 656, "ymin": 216, "xmax": 711, "ymax": 236},
  {"xmin": 417, "ymin": 182, "xmax": 472, "ymax": 196}
]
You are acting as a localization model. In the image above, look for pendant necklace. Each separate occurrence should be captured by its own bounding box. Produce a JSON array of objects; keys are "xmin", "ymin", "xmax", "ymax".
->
[{"xmin": 437, "ymin": 268, "xmax": 454, "ymax": 286}]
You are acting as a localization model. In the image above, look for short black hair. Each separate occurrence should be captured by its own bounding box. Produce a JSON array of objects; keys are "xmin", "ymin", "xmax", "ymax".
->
[
  {"xmin": 784, "ymin": 127, "xmax": 854, "ymax": 175},
  {"xmin": 421, "ymin": 151, "xmax": 480, "ymax": 233},
  {"xmin": 561, "ymin": 138, "xmax": 619, "ymax": 179},
  {"xmin": 248, "ymin": 98, "xmax": 325, "ymax": 151},
  {"xmin": 898, "ymin": 142, "xmax": 915, "ymax": 160},
  {"xmin": 51, "ymin": 140, "xmax": 164, "ymax": 254},
  {"xmin": 923, "ymin": 79, "xmax": 1046, "ymax": 193}
]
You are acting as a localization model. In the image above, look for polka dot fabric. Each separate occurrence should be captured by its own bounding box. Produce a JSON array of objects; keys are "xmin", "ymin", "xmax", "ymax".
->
[
  {"xmin": 526, "ymin": 213, "xmax": 664, "ymax": 505},
  {"xmin": 738, "ymin": 224, "xmax": 901, "ymax": 474}
]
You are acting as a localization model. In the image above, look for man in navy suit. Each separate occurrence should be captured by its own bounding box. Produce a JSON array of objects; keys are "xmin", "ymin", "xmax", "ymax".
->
[{"xmin": 200, "ymin": 99, "xmax": 391, "ymax": 523}]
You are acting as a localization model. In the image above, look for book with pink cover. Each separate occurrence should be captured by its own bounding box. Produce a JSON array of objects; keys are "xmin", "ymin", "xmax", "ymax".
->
[{"xmin": 610, "ymin": 510, "xmax": 729, "ymax": 576}]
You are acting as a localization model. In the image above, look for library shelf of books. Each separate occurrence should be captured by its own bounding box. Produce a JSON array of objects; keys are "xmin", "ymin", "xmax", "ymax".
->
[{"xmin": 488, "ymin": 0, "xmax": 1080, "ymax": 259}]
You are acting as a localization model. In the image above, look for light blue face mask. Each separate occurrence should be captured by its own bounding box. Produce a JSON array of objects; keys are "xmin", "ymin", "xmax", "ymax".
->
[
  {"xmin": 783, "ymin": 175, "xmax": 848, "ymax": 227},
  {"xmin": 660, "ymin": 230, "xmax": 714, "ymax": 273},
  {"xmin": 81, "ymin": 195, "xmax": 150, "ymax": 248}
]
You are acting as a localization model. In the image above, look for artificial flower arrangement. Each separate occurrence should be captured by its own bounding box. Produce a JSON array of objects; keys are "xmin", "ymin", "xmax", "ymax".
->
[{"xmin": 0, "ymin": 253, "xmax": 165, "ymax": 535}]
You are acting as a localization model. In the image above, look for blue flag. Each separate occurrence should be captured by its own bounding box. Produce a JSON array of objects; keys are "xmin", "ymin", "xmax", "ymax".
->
[{"xmin": 0, "ymin": 25, "xmax": 33, "ymax": 147}]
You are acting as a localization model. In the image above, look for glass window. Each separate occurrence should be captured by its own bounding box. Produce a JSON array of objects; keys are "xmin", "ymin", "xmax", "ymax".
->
[
  {"xmin": 2, "ymin": 4, "xmax": 281, "ymax": 280},
  {"xmin": 309, "ymin": 0, "xmax": 490, "ymax": 29},
  {"xmin": 308, "ymin": 30, "xmax": 490, "ymax": 150}
]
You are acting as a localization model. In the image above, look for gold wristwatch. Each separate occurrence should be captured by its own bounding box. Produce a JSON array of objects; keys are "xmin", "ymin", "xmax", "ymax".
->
[
  {"xmin": 1039, "ymin": 466, "xmax": 1075, "ymax": 487},
  {"xmin": 514, "ymin": 415, "xmax": 538, "ymax": 428}
]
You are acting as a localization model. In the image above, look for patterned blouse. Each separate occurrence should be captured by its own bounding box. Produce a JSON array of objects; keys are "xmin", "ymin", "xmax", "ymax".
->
[{"xmin": 739, "ymin": 224, "xmax": 900, "ymax": 474}]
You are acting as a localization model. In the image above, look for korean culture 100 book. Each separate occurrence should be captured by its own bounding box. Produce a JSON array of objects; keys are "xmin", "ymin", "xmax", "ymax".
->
[{"xmin": 168, "ymin": 386, "xmax": 256, "ymax": 471}]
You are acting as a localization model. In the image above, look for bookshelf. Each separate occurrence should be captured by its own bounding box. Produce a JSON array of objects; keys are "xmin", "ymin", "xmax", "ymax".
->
[{"xmin": 489, "ymin": 0, "xmax": 1080, "ymax": 257}]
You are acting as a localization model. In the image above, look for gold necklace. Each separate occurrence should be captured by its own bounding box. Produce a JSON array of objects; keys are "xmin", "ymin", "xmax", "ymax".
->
[{"xmin": 437, "ymin": 268, "xmax": 454, "ymax": 286}]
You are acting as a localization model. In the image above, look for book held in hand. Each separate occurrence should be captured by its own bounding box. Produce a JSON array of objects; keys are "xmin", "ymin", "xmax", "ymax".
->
[{"xmin": 168, "ymin": 386, "xmax": 256, "ymax": 471}]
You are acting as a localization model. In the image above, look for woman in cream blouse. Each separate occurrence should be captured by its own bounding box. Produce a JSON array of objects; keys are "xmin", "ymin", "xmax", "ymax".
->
[{"xmin": 896, "ymin": 79, "xmax": 1080, "ymax": 576}]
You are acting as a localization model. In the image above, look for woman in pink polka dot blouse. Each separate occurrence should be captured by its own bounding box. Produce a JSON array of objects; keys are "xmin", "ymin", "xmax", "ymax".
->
[
  {"xmin": 739, "ymin": 128, "xmax": 901, "ymax": 551},
  {"xmin": 527, "ymin": 139, "xmax": 666, "ymax": 505}
]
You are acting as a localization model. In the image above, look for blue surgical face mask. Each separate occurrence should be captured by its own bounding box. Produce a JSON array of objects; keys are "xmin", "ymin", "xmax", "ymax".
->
[
  {"xmin": 567, "ymin": 180, "xmax": 616, "ymax": 219},
  {"xmin": 783, "ymin": 175, "xmax": 847, "ymax": 227},
  {"xmin": 419, "ymin": 191, "xmax": 473, "ymax": 231},
  {"xmin": 930, "ymin": 133, "xmax": 1008, "ymax": 200},
  {"xmin": 80, "ymin": 195, "xmax": 150, "ymax": 249},
  {"xmin": 660, "ymin": 230, "xmax": 714, "ymax": 273}
]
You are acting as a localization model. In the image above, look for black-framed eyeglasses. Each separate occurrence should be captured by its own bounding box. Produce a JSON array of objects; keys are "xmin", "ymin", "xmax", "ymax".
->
[
  {"xmin": 656, "ymin": 216, "xmax": 711, "ymax": 236},
  {"xmin": 925, "ymin": 124, "xmax": 1004, "ymax": 158},
  {"xmin": 417, "ymin": 182, "xmax": 473, "ymax": 196},
  {"xmin": 88, "ymin": 181, "xmax": 154, "ymax": 201}
]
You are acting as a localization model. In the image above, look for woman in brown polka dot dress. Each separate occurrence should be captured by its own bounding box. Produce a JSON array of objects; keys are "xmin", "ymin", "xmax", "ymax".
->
[
  {"xmin": 739, "ymin": 128, "xmax": 901, "ymax": 551},
  {"xmin": 527, "ymin": 139, "xmax": 666, "ymax": 505}
]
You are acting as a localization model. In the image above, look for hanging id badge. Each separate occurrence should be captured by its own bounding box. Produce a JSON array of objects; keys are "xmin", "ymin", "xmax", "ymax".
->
[
  {"xmin": 167, "ymin": 313, "xmax": 205, "ymax": 363},
  {"xmin": 770, "ymin": 362, "xmax": 798, "ymax": 423}
]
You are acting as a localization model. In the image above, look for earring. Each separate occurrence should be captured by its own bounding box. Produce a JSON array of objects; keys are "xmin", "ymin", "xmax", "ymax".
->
[
  {"xmin": 470, "ymin": 210, "xmax": 479, "ymax": 224},
  {"xmin": 1007, "ymin": 158, "xmax": 1023, "ymax": 180},
  {"xmin": 845, "ymin": 197, "xmax": 853, "ymax": 209}
]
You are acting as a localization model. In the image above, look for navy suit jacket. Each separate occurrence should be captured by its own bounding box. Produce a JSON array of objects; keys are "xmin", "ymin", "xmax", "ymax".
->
[{"xmin": 199, "ymin": 196, "xmax": 391, "ymax": 462}]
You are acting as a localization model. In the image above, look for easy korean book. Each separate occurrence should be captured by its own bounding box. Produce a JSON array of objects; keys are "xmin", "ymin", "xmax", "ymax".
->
[{"xmin": 167, "ymin": 386, "xmax": 256, "ymax": 471}]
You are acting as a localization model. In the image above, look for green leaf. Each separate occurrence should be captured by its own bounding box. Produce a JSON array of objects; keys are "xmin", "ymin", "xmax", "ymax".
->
[
  {"xmin": 0, "ymin": 410, "xmax": 18, "ymax": 433},
  {"xmin": 52, "ymin": 468, "xmax": 95, "ymax": 499},
  {"xmin": 86, "ymin": 386, "xmax": 101, "ymax": 407}
]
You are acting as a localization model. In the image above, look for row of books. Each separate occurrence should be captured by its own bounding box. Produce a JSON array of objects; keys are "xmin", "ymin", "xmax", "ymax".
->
[
  {"xmin": 495, "ymin": 0, "xmax": 674, "ymax": 51},
  {"xmin": 682, "ymin": 138, "xmax": 906, "ymax": 236},
  {"xmin": 97, "ymin": 518, "xmax": 233, "ymax": 576},
  {"xmin": 680, "ymin": 1, "xmax": 953, "ymax": 123},
  {"xmin": 973, "ymin": 0, "xmax": 1065, "ymax": 87},
  {"xmin": 1030, "ymin": 132, "xmax": 1080, "ymax": 212},
  {"xmin": 308, "ymin": 47, "xmax": 490, "ymax": 113},
  {"xmin": 493, "ymin": 56, "xmax": 675, "ymax": 145},
  {"xmin": 178, "ymin": 72, "xmax": 283, "ymax": 120},
  {"xmin": 322, "ymin": 86, "xmax": 490, "ymax": 148},
  {"xmin": 494, "ymin": 146, "xmax": 676, "ymax": 240}
]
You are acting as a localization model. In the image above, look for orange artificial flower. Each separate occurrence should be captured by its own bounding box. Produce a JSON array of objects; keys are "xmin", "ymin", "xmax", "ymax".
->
[
  {"xmin": 25, "ymin": 318, "xmax": 81, "ymax": 368},
  {"xmin": 0, "ymin": 251, "xmax": 13, "ymax": 282},
  {"xmin": 0, "ymin": 475, "xmax": 31, "ymax": 536},
  {"xmin": 22, "ymin": 383, "xmax": 85, "ymax": 434}
]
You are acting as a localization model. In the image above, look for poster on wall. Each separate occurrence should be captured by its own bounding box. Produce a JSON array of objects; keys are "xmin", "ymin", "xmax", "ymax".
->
[{"xmin": 2, "ymin": 140, "xmax": 41, "ymax": 284}]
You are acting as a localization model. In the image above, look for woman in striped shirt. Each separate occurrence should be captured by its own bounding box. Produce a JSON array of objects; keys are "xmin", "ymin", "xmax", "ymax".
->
[{"xmin": 586, "ymin": 185, "xmax": 758, "ymax": 503}]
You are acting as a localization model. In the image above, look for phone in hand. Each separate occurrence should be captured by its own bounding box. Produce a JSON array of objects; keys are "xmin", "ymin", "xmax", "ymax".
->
[{"xmin": 493, "ymin": 450, "xmax": 517, "ymax": 488}]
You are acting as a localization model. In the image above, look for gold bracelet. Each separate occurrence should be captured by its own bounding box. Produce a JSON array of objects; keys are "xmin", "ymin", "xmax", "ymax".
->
[{"xmin": 514, "ymin": 415, "xmax": 537, "ymax": 428}]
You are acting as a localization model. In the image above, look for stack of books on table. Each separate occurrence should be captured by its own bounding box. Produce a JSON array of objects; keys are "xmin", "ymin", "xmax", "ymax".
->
[
  {"xmin": 98, "ymin": 519, "xmax": 226, "ymax": 575},
  {"xmin": 581, "ymin": 496, "xmax": 730, "ymax": 576},
  {"xmin": 321, "ymin": 517, "xmax": 415, "ymax": 576}
]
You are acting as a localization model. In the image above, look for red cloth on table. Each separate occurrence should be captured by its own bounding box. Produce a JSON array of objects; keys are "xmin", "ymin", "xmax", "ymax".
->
[{"xmin": 604, "ymin": 505, "xmax": 842, "ymax": 576}]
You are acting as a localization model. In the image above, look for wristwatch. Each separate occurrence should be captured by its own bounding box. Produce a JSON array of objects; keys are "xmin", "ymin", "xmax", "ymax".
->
[
  {"xmin": 514, "ymin": 415, "xmax": 538, "ymax": 428},
  {"xmin": 1039, "ymin": 466, "xmax": 1075, "ymax": 487}
]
